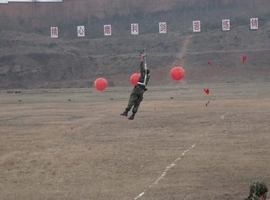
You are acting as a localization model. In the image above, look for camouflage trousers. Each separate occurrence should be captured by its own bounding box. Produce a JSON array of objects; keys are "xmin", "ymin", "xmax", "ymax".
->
[{"xmin": 125, "ymin": 86, "xmax": 145, "ymax": 113}]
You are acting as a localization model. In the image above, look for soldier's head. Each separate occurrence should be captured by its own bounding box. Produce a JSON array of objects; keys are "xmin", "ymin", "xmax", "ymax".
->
[{"xmin": 247, "ymin": 180, "xmax": 268, "ymax": 200}]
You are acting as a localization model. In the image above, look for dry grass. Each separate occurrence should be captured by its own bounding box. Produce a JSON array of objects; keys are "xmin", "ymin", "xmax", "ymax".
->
[{"xmin": 0, "ymin": 83, "xmax": 270, "ymax": 200}]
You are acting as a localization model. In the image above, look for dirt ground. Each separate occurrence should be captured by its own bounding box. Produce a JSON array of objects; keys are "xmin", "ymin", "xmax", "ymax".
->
[{"xmin": 0, "ymin": 82, "xmax": 270, "ymax": 200}]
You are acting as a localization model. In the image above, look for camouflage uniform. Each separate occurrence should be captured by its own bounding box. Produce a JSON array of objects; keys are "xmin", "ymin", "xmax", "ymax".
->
[
  {"xmin": 246, "ymin": 180, "xmax": 268, "ymax": 200},
  {"xmin": 121, "ymin": 57, "xmax": 150, "ymax": 120}
]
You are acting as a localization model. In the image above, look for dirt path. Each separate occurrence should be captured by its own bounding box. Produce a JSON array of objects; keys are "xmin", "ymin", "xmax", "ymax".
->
[{"xmin": 172, "ymin": 35, "xmax": 193, "ymax": 68}]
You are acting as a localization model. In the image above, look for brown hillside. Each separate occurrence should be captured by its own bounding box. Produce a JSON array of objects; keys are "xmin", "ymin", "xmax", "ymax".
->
[
  {"xmin": 0, "ymin": 0, "xmax": 270, "ymax": 28},
  {"xmin": 1, "ymin": 19, "xmax": 270, "ymax": 89},
  {"xmin": 0, "ymin": 1, "xmax": 270, "ymax": 89}
]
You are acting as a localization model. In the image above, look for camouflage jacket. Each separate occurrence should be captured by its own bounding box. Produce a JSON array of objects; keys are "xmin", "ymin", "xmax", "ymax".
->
[{"xmin": 137, "ymin": 61, "xmax": 150, "ymax": 87}]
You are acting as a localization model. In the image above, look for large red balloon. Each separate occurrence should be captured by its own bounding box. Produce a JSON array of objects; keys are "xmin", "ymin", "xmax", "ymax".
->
[
  {"xmin": 130, "ymin": 73, "xmax": 140, "ymax": 86},
  {"xmin": 94, "ymin": 78, "xmax": 108, "ymax": 91},
  {"xmin": 170, "ymin": 66, "xmax": 185, "ymax": 81}
]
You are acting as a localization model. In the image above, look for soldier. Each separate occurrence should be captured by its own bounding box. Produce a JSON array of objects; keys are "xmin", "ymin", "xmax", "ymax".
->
[
  {"xmin": 120, "ymin": 51, "xmax": 150, "ymax": 120},
  {"xmin": 246, "ymin": 180, "xmax": 268, "ymax": 200}
]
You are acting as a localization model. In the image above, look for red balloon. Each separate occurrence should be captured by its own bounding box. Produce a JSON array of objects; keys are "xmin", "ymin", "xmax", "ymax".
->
[
  {"xmin": 94, "ymin": 78, "xmax": 108, "ymax": 91},
  {"xmin": 170, "ymin": 66, "xmax": 185, "ymax": 81},
  {"xmin": 130, "ymin": 73, "xmax": 140, "ymax": 86}
]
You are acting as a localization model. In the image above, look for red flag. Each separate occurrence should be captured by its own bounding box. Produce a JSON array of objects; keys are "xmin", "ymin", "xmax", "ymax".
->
[
  {"xmin": 204, "ymin": 88, "xmax": 209, "ymax": 95},
  {"xmin": 242, "ymin": 55, "xmax": 247, "ymax": 63},
  {"xmin": 207, "ymin": 61, "xmax": 212, "ymax": 66}
]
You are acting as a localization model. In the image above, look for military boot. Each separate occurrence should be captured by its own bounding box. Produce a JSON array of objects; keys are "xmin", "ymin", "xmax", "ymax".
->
[
  {"xmin": 120, "ymin": 110, "xmax": 128, "ymax": 117},
  {"xmin": 128, "ymin": 112, "xmax": 136, "ymax": 120}
]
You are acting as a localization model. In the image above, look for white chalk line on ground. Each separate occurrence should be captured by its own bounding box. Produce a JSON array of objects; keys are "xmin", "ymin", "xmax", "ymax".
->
[
  {"xmin": 134, "ymin": 143, "xmax": 196, "ymax": 200},
  {"xmin": 134, "ymin": 112, "xmax": 229, "ymax": 200},
  {"xmin": 221, "ymin": 112, "xmax": 229, "ymax": 120}
]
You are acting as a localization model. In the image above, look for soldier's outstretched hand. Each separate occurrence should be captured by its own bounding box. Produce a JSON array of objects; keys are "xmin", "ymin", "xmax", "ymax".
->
[{"xmin": 141, "ymin": 54, "xmax": 146, "ymax": 61}]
